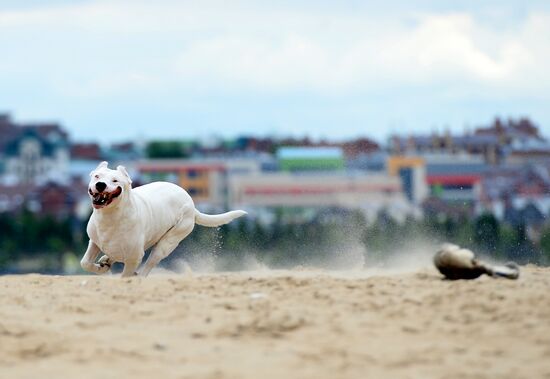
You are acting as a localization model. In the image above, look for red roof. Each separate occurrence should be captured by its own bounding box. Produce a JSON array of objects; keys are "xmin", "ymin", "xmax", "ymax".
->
[
  {"xmin": 71, "ymin": 143, "xmax": 102, "ymax": 160},
  {"xmin": 427, "ymin": 175, "xmax": 481, "ymax": 186},
  {"xmin": 138, "ymin": 163, "xmax": 225, "ymax": 172},
  {"xmin": 243, "ymin": 184, "xmax": 400, "ymax": 195}
]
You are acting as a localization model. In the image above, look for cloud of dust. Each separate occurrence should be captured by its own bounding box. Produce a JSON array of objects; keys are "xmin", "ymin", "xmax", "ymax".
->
[
  {"xmin": 149, "ymin": 221, "xmax": 444, "ymax": 277},
  {"xmin": 363, "ymin": 238, "xmax": 441, "ymax": 274}
]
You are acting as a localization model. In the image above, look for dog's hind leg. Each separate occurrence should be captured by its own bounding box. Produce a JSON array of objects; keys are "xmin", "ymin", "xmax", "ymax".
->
[{"xmin": 139, "ymin": 219, "xmax": 195, "ymax": 277}]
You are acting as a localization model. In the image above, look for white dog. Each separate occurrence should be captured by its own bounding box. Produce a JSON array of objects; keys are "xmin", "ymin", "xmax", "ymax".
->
[{"xmin": 80, "ymin": 161, "xmax": 246, "ymax": 277}]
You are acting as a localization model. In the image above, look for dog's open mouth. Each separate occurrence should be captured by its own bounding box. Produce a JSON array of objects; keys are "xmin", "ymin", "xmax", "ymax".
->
[{"xmin": 91, "ymin": 187, "xmax": 122, "ymax": 209}]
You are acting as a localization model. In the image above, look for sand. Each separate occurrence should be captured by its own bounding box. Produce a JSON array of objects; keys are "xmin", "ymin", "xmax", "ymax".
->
[{"xmin": 1, "ymin": 266, "xmax": 550, "ymax": 379}]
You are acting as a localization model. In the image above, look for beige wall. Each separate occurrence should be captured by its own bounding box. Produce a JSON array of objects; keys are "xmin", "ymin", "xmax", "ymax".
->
[{"xmin": 228, "ymin": 172, "xmax": 409, "ymax": 211}]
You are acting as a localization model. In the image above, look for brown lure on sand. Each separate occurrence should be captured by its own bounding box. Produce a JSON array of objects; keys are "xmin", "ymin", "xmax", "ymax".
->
[{"xmin": 434, "ymin": 244, "xmax": 519, "ymax": 280}]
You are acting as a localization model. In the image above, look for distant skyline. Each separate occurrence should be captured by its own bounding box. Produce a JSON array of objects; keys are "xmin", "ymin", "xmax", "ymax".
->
[{"xmin": 1, "ymin": 0, "xmax": 549, "ymax": 143}]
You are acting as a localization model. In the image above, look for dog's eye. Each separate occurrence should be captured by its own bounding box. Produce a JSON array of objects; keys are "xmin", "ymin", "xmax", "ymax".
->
[
  {"xmin": 113, "ymin": 179, "xmax": 118, "ymax": 183},
  {"xmin": 95, "ymin": 175, "xmax": 99, "ymax": 179}
]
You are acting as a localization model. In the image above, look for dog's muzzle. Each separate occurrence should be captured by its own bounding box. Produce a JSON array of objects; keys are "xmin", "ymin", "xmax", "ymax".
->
[{"xmin": 90, "ymin": 186, "xmax": 122, "ymax": 209}]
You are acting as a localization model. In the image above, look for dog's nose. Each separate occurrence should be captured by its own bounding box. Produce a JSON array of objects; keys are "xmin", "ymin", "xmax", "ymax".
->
[{"xmin": 95, "ymin": 182, "xmax": 107, "ymax": 192}]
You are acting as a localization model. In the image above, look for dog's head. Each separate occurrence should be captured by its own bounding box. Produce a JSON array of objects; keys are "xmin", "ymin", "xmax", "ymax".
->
[{"xmin": 88, "ymin": 161, "xmax": 132, "ymax": 210}]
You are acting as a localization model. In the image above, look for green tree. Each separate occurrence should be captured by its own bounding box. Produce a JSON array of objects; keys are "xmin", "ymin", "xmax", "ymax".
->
[
  {"xmin": 0, "ymin": 213, "xmax": 17, "ymax": 267},
  {"xmin": 18, "ymin": 209, "xmax": 40, "ymax": 253},
  {"xmin": 146, "ymin": 141, "xmax": 190, "ymax": 158},
  {"xmin": 539, "ymin": 227, "xmax": 550, "ymax": 265},
  {"xmin": 474, "ymin": 213, "xmax": 500, "ymax": 253}
]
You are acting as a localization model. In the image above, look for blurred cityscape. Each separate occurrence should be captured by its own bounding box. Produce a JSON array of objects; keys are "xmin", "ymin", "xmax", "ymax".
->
[{"xmin": 1, "ymin": 112, "xmax": 550, "ymax": 273}]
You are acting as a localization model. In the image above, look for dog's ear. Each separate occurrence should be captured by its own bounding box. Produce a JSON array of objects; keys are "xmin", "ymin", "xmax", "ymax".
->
[
  {"xmin": 90, "ymin": 161, "xmax": 108, "ymax": 176},
  {"xmin": 117, "ymin": 165, "xmax": 132, "ymax": 185},
  {"xmin": 95, "ymin": 161, "xmax": 108, "ymax": 171}
]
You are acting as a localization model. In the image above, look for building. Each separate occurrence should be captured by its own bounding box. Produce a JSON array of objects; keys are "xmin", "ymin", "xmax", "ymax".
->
[
  {"xmin": 478, "ymin": 165, "xmax": 550, "ymax": 219},
  {"xmin": 0, "ymin": 114, "xmax": 70, "ymax": 185},
  {"xmin": 390, "ymin": 117, "xmax": 548, "ymax": 165},
  {"xmin": 228, "ymin": 171, "xmax": 413, "ymax": 222},
  {"xmin": 0, "ymin": 180, "xmax": 84, "ymax": 218},
  {"xmin": 135, "ymin": 160, "xmax": 226, "ymax": 209},
  {"xmin": 341, "ymin": 138, "xmax": 380, "ymax": 159},
  {"xmin": 0, "ymin": 184, "xmax": 33, "ymax": 213},
  {"xmin": 106, "ymin": 141, "xmax": 144, "ymax": 162},
  {"xmin": 277, "ymin": 146, "xmax": 345, "ymax": 171},
  {"xmin": 68, "ymin": 142, "xmax": 105, "ymax": 183},
  {"xmin": 505, "ymin": 138, "xmax": 550, "ymax": 165},
  {"xmin": 423, "ymin": 153, "xmax": 488, "ymax": 203},
  {"xmin": 135, "ymin": 153, "xmax": 416, "ymax": 222},
  {"xmin": 387, "ymin": 156, "xmax": 428, "ymax": 205},
  {"xmin": 134, "ymin": 158, "xmax": 261, "ymax": 208},
  {"xmin": 390, "ymin": 132, "xmax": 501, "ymax": 164}
]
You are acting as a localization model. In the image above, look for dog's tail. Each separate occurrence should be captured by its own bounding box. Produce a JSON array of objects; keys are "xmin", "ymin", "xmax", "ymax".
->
[{"xmin": 194, "ymin": 209, "xmax": 247, "ymax": 227}]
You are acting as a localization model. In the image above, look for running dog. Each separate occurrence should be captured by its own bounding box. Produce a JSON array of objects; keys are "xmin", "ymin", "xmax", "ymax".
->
[{"xmin": 80, "ymin": 161, "xmax": 246, "ymax": 277}]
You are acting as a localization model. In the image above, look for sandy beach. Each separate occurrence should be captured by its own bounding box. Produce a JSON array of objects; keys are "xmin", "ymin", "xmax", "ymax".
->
[{"xmin": 1, "ymin": 266, "xmax": 550, "ymax": 379}]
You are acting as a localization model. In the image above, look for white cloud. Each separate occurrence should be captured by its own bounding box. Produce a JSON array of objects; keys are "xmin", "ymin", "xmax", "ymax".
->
[
  {"xmin": 1, "ymin": 1, "xmax": 550, "ymax": 143},
  {"xmin": 0, "ymin": 1, "xmax": 548, "ymax": 97},
  {"xmin": 175, "ymin": 11, "xmax": 547, "ymax": 93}
]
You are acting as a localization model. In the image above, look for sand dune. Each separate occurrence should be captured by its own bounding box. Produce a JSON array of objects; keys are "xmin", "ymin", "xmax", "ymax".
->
[{"xmin": 1, "ymin": 266, "xmax": 550, "ymax": 379}]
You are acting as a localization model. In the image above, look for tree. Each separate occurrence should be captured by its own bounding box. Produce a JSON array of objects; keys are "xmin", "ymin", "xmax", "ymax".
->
[
  {"xmin": 474, "ymin": 213, "xmax": 500, "ymax": 253},
  {"xmin": 508, "ymin": 223, "xmax": 538, "ymax": 264},
  {"xmin": 0, "ymin": 213, "xmax": 17, "ymax": 267},
  {"xmin": 146, "ymin": 141, "xmax": 190, "ymax": 158}
]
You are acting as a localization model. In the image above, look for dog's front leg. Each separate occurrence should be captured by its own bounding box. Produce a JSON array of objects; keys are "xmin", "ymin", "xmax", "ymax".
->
[
  {"xmin": 80, "ymin": 241, "xmax": 110, "ymax": 274},
  {"xmin": 120, "ymin": 250, "xmax": 144, "ymax": 278},
  {"xmin": 120, "ymin": 259, "xmax": 141, "ymax": 277}
]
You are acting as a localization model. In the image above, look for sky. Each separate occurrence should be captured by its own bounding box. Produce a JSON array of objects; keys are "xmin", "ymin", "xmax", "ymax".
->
[{"xmin": 1, "ymin": 0, "xmax": 549, "ymax": 144}]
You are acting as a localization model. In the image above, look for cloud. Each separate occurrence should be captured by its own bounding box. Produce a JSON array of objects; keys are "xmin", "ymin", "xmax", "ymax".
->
[
  {"xmin": 0, "ymin": 1, "xmax": 549, "ymax": 142},
  {"xmin": 175, "ymin": 11, "xmax": 547, "ymax": 94},
  {"xmin": 0, "ymin": 1, "xmax": 548, "ymax": 97}
]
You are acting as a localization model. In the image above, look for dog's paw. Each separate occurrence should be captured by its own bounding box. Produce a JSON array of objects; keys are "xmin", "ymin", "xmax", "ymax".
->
[
  {"xmin": 96, "ymin": 256, "xmax": 113, "ymax": 274},
  {"xmin": 98, "ymin": 255, "xmax": 113, "ymax": 267},
  {"xmin": 93, "ymin": 264, "xmax": 110, "ymax": 274}
]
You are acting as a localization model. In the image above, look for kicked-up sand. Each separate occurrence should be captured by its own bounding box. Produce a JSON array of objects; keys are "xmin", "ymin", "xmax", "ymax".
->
[{"xmin": 1, "ymin": 266, "xmax": 550, "ymax": 379}]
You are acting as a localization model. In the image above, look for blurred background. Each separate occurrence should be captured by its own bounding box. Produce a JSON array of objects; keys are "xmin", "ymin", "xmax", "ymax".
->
[{"xmin": 1, "ymin": 0, "xmax": 550, "ymax": 273}]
